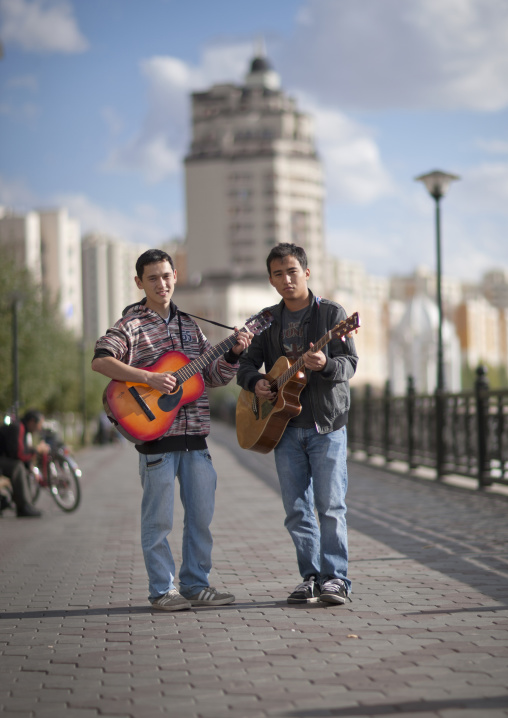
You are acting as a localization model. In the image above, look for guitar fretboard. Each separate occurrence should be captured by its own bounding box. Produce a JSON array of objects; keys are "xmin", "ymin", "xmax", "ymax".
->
[
  {"xmin": 173, "ymin": 331, "xmax": 242, "ymax": 384},
  {"xmin": 269, "ymin": 314, "xmax": 358, "ymax": 391}
]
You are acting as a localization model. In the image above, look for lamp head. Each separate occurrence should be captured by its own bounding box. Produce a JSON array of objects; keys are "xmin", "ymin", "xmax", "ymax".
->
[{"xmin": 415, "ymin": 170, "xmax": 460, "ymax": 200}]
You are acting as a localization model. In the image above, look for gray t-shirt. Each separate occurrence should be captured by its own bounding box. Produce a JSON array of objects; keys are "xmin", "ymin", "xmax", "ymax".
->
[{"xmin": 281, "ymin": 305, "xmax": 315, "ymax": 428}]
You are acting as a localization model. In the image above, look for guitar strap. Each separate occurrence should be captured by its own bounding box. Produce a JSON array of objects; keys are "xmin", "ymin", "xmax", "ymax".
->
[
  {"xmin": 178, "ymin": 310, "xmax": 236, "ymax": 332},
  {"xmin": 186, "ymin": 297, "xmax": 321, "ymax": 331},
  {"xmin": 127, "ymin": 296, "xmax": 237, "ymax": 332}
]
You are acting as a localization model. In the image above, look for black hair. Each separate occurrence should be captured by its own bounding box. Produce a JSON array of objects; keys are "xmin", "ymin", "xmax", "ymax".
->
[
  {"xmin": 266, "ymin": 243, "xmax": 308, "ymax": 275},
  {"xmin": 135, "ymin": 249, "xmax": 174, "ymax": 279},
  {"xmin": 22, "ymin": 409, "xmax": 43, "ymax": 425}
]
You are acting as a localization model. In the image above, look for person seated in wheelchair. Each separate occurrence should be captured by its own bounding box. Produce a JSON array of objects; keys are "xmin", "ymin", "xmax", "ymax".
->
[{"xmin": 0, "ymin": 409, "xmax": 50, "ymax": 518}]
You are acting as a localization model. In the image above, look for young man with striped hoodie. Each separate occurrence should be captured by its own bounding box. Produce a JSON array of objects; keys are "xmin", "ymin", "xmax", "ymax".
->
[{"xmin": 92, "ymin": 249, "xmax": 252, "ymax": 611}]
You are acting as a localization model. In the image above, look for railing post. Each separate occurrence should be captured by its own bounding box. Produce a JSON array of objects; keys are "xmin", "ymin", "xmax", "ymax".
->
[
  {"xmin": 435, "ymin": 386, "xmax": 445, "ymax": 480},
  {"xmin": 407, "ymin": 375, "xmax": 416, "ymax": 470},
  {"xmin": 364, "ymin": 384, "xmax": 372, "ymax": 458},
  {"xmin": 475, "ymin": 364, "xmax": 492, "ymax": 488},
  {"xmin": 383, "ymin": 380, "xmax": 391, "ymax": 461}
]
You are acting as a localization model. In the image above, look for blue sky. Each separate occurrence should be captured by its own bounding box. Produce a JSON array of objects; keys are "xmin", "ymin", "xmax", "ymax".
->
[{"xmin": 1, "ymin": 0, "xmax": 507, "ymax": 282}]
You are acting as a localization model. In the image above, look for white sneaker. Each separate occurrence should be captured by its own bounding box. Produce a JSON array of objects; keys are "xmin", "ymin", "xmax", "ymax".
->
[
  {"xmin": 186, "ymin": 587, "xmax": 235, "ymax": 606},
  {"xmin": 151, "ymin": 589, "xmax": 191, "ymax": 611}
]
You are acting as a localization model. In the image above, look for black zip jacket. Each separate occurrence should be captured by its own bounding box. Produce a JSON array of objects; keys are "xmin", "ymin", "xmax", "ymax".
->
[{"xmin": 236, "ymin": 291, "xmax": 358, "ymax": 434}]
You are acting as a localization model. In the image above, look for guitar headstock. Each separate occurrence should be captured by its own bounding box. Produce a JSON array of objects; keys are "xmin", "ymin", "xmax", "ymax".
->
[
  {"xmin": 245, "ymin": 309, "xmax": 275, "ymax": 336},
  {"xmin": 332, "ymin": 312, "xmax": 361, "ymax": 341}
]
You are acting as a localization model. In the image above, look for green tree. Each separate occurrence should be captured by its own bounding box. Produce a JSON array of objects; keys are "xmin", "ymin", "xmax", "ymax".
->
[
  {"xmin": 0, "ymin": 251, "xmax": 105, "ymax": 418},
  {"xmin": 461, "ymin": 362, "xmax": 508, "ymax": 391}
]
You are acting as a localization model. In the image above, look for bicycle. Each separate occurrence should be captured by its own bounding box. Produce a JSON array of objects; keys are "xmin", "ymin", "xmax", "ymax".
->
[{"xmin": 29, "ymin": 429, "xmax": 82, "ymax": 513}]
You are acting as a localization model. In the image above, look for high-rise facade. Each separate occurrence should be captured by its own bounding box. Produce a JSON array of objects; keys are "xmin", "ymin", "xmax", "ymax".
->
[
  {"xmin": 185, "ymin": 55, "xmax": 325, "ymax": 288},
  {"xmin": 39, "ymin": 208, "xmax": 83, "ymax": 336},
  {"xmin": 82, "ymin": 233, "xmax": 148, "ymax": 341},
  {"xmin": 0, "ymin": 207, "xmax": 82, "ymax": 335},
  {"xmin": 0, "ymin": 209, "xmax": 42, "ymax": 284}
]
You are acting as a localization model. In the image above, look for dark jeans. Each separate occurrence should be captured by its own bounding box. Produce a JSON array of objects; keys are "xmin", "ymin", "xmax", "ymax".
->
[{"xmin": 0, "ymin": 458, "xmax": 32, "ymax": 510}]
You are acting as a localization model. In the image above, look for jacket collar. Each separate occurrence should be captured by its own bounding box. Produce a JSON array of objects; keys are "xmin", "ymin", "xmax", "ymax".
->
[
  {"xmin": 272, "ymin": 289, "xmax": 316, "ymax": 321},
  {"xmin": 122, "ymin": 296, "xmax": 178, "ymax": 322}
]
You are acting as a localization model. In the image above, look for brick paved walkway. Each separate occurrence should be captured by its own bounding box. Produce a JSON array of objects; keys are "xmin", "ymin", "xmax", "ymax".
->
[{"xmin": 1, "ymin": 420, "xmax": 507, "ymax": 718}]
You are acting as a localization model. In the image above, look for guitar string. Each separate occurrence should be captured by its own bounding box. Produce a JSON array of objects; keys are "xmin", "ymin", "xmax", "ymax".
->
[{"xmin": 174, "ymin": 333, "xmax": 240, "ymax": 383}]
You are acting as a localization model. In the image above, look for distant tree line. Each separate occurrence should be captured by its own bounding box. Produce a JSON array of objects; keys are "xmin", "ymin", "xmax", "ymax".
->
[{"xmin": 0, "ymin": 251, "xmax": 106, "ymax": 420}]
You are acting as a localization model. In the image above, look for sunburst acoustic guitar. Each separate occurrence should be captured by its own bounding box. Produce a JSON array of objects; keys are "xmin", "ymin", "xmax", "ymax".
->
[
  {"xmin": 104, "ymin": 309, "xmax": 274, "ymax": 444},
  {"xmin": 236, "ymin": 312, "xmax": 360, "ymax": 454}
]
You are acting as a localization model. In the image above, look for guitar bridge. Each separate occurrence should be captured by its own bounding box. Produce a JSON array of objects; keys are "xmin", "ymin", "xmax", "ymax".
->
[
  {"xmin": 252, "ymin": 394, "xmax": 259, "ymax": 419},
  {"xmin": 129, "ymin": 387, "xmax": 156, "ymax": 421}
]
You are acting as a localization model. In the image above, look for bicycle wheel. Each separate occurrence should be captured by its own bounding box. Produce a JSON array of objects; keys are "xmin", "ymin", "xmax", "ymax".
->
[
  {"xmin": 27, "ymin": 468, "xmax": 41, "ymax": 504},
  {"xmin": 48, "ymin": 458, "xmax": 81, "ymax": 512}
]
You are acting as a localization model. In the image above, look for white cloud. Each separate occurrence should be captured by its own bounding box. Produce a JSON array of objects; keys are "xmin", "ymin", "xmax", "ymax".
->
[
  {"xmin": 104, "ymin": 134, "xmax": 180, "ymax": 184},
  {"xmin": 0, "ymin": 174, "xmax": 179, "ymax": 246},
  {"xmin": 0, "ymin": 0, "xmax": 88, "ymax": 53},
  {"xmin": 104, "ymin": 43, "xmax": 252, "ymax": 182},
  {"xmin": 325, "ymin": 158, "xmax": 508, "ymax": 282},
  {"xmin": 54, "ymin": 192, "xmax": 179, "ymax": 246},
  {"xmin": 300, "ymin": 95, "xmax": 395, "ymax": 204},
  {"xmin": 279, "ymin": 0, "xmax": 508, "ymax": 111},
  {"xmin": 455, "ymin": 162, "xmax": 508, "ymax": 215},
  {"xmin": 476, "ymin": 138, "xmax": 508, "ymax": 155}
]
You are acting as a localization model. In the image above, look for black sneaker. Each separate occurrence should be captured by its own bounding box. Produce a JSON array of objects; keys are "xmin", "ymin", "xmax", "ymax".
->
[
  {"xmin": 319, "ymin": 578, "xmax": 348, "ymax": 605},
  {"xmin": 287, "ymin": 576, "xmax": 321, "ymax": 604},
  {"xmin": 16, "ymin": 503, "xmax": 42, "ymax": 518}
]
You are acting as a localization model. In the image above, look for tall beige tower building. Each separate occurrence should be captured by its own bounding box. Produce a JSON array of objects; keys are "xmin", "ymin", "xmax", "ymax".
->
[{"xmin": 185, "ymin": 55, "xmax": 325, "ymax": 288}]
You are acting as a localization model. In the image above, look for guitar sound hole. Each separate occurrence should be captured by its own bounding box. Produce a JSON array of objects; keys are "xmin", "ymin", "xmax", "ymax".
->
[
  {"xmin": 157, "ymin": 385, "xmax": 183, "ymax": 412},
  {"xmin": 260, "ymin": 400, "xmax": 274, "ymax": 420}
]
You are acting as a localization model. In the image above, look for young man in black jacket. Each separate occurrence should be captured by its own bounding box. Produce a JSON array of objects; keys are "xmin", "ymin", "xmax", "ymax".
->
[{"xmin": 237, "ymin": 243, "xmax": 358, "ymax": 605}]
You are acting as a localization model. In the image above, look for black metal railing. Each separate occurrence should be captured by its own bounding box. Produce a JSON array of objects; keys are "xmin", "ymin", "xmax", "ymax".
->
[{"xmin": 348, "ymin": 366, "xmax": 508, "ymax": 489}]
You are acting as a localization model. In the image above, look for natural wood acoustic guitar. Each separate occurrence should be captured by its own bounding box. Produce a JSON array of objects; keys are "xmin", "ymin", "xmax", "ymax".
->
[{"xmin": 236, "ymin": 312, "xmax": 360, "ymax": 454}]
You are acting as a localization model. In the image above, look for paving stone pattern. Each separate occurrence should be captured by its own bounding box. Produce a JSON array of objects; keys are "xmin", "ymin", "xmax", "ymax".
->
[{"xmin": 1, "ymin": 420, "xmax": 507, "ymax": 718}]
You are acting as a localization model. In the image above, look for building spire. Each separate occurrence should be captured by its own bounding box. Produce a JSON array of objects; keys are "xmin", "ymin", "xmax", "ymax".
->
[
  {"xmin": 245, "ymin": 37, "xmax": 280, "ymax": 90},
  {"xmin": 254, "ymin": 35, "xmax": 266, "ymax": 59}
]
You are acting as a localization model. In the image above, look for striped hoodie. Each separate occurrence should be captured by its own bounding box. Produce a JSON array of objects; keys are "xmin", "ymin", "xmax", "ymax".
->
[{"xmin": 93, "ymin": 300, "xmax": 239, "ymax": 452}]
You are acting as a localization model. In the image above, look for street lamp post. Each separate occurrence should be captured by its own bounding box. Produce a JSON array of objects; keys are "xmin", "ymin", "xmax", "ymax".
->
[
  {"xmin": 415, "ymin": 170, "xmax": 460, "ymax": 477},
  {"xmin": 9, "ymin": 292, "xmax": 24, "ymax": 420},
  {"xmin": 80, "ymin": 338, "xmax": 87, "ymax": 446}
]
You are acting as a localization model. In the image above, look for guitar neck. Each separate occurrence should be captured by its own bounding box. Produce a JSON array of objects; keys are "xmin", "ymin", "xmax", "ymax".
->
[
  {"xmin": 274, "ymin": 329, "xmax": 335, "ymax": 390},
  {"xmin": 173, "ymin": 331, "xmax": 242, "ymax": 383}
]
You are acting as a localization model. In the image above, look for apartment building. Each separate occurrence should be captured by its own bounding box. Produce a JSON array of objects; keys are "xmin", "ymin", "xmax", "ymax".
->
[
  {"xmin": 0, "ymin": 208, "xmax": 42, "ymax": 284},
  {"xmin": 82, "ymin": 233, "xmax": 149, "ymax": 341},
  {"xmin": 39, "ymin": 208, "xmax": 83, "ymax": 336},
  {"xmin": 0, "ymin": 207, "xmax": 82, "ymax": 334}
]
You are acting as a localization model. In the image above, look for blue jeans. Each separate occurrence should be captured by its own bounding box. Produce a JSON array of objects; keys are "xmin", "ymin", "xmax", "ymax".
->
[
  {"xmin": 274, "ymin": 426, "xmax": 351, "ymax": 592},
  {"xmin": 139, "ymin": 449, "xmax": 217, "ymax": 600}
]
